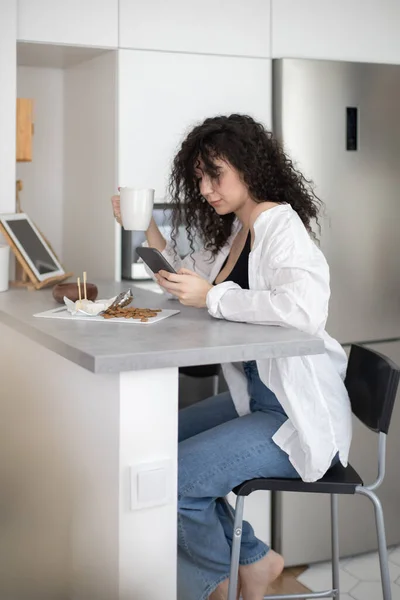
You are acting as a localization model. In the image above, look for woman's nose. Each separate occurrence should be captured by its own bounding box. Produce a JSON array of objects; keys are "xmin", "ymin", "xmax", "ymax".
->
[{"xmin": 199, "ymin": 176, "xmax": 213, "ymax": 197}]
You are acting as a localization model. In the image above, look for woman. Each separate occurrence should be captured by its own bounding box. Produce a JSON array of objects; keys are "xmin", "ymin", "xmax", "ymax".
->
[{"xmin": 112, "ymin": 114, "xmax": 352, "ymax": 600}]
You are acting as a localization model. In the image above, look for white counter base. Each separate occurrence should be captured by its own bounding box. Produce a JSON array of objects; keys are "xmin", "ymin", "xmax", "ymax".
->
[{"xmin": 0, "ymin": 323, "xmax": 178, "ymax": 600}]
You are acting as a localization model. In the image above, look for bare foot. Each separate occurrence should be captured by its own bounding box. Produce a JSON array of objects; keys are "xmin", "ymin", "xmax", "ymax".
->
[
  {"xmin": 209, "ymin": 577, "xmax": 241, "ymax": 600},
  {"xmin": 239, "ymin": 550, "xmax": 284, "ymax": 600}
]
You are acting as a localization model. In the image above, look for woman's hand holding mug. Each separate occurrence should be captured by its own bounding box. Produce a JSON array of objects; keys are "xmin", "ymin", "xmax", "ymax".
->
[
  {"xmin": 111, "ymin": 188, "xmax": 167, "ymax": 253},
  {"xmin": 111, "ymin": 193, "xmax": 122, "ymax": 225},
  {"xmin": 111, "ymin": 187, "xmax": 154, "ymax": 231}
]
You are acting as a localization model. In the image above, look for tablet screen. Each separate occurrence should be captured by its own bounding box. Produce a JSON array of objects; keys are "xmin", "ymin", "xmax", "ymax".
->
[{"xmin": 7, "ymin": 218, "xmax": 59, "ymax": 274}]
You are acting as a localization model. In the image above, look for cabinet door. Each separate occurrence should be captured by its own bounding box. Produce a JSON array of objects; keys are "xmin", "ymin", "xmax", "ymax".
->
[
  {"xmin": 118, "ymin": 50, "xmax": 271, "ymax": 201},
  {"xmin": 119, "ymin": 0, "xmax": 270, "ymax": 57},
  {"xmin": 17, "ymin": 0, "xmax": 118, "ymax": 47},
  {"xmin": 272, "ymin": 0, "xmax": 400, "ymax": 64}
]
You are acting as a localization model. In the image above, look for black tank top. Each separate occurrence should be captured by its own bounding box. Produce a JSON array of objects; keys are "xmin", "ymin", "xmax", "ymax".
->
[{"xmin": 214, "ymin": 232, "xmax": 251, "ymax": 289}]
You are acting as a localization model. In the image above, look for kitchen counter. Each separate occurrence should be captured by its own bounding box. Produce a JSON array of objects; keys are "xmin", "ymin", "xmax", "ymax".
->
[
  {"xmin": 0, "ymin": 283, "xmax": 324, "ymax": 373},
  {"xmin": 0, "ymin": 283, "xmax": 325, "ymax": 600}
]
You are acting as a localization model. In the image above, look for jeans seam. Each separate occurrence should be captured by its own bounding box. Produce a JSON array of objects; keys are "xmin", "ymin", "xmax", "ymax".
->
[
  {"xmin": 180, "ymin": 441, "xmax": 268, "ymax": 497},
  {"xmin": 200, "ymin": 572, "xmax": 231, "ymax": 600},
  {"xmin": 239, "ymin": 546, "xmax": 268, "ymax": 566},
  {"xmin": 178, "ymin": 512, "xmax": 211, "ymax": 590},
  {"xmin": 180, "ymin": 437, "xmax": 283, "ymax": 497}
]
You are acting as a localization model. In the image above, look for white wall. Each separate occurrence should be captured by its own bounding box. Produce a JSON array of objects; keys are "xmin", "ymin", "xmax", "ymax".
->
[
  {"xmin": 16, "ymin": 67, "xmax": 64, "ymax": 259},
  {"xmin": 63, "ymin": 50, "xmax": 118, "ymax": 281},
  {"xmin": 0, "ymin": 0, "xmax": 17, "ymax": 214}
]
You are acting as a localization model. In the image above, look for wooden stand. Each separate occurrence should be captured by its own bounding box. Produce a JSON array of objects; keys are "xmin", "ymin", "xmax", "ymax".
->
[
  {"xmin": 9, "ymin": 272, "xmax": 73, "ymax": 291},
  {"xmin": 2, "ymin": 187, "xmax": 73, "ymax": 290},
  {"xmin": 1, "ymin": 220, "xmax": 73, "ymax": 290}
]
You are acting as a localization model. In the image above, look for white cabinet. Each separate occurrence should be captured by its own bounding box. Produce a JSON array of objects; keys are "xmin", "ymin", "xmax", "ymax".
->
[
  {"xmin": 17, "ymin": 0, "xmax": 118, "ymax": 48},
  {"xmin": 272, "ymin": 0, "xmax": 400, "ymax": 64},
  {"xmin": 0, "ymin": 0, "xmax": 17, "ymax": 213},
  {"xmin": 118, "ymin": 50, "xmax": 271, "ymax": 201},
  {"xmin": 119, "ymin": 0, "xmax": 271, "ymax": 57}
]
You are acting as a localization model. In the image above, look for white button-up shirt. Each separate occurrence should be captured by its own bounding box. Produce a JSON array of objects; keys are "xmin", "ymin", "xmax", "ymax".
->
[{"xmin": 152, "ymin": 204, "xmax": 352, "ymax": 482}]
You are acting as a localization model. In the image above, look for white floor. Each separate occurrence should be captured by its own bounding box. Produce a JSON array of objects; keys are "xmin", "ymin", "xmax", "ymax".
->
[{"xmin": 297, "ymin": 545, "xmax": 400, "ymax": 600}]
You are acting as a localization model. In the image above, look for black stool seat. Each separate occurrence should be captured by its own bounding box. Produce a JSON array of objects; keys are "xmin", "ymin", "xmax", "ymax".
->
[
  {"xmin": 179, "ymin": 364, "xmax": 220, "ymax": 378},
  {"xmin": 233, "ymin": 462, "xmax": 363, "ymax": 496}
]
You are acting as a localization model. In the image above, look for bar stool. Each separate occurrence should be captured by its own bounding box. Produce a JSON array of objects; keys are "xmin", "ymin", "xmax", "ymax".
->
[
  {"xmin": 179, "ymin": 364, "xmax": 220, "ymax": 396},
  {"xmin": 227, "ymin": 344, "xmax": 400, "ymax": 600}
]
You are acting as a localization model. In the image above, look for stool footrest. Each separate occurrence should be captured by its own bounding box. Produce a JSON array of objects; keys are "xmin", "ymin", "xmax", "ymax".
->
[{"xmin": 260, "ymin": 588, "xmax": 337, "ymax": 599}]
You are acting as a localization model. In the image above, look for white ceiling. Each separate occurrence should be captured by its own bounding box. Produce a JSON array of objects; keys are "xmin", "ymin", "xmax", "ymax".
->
[{"xmin": 17, "ymin": 42, "xmax": 112, "ymax": 69}]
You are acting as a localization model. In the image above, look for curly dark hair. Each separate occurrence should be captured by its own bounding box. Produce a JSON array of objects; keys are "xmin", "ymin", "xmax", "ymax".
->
[{"xmin": 168, "ymin": 114, "xmax": 321, "ymax": 255}]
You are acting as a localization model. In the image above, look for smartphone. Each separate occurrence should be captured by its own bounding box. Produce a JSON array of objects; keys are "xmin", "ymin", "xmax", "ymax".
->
[{"xmin": 136, "ymin": 246, "xmax": 177, "ymax": 275}]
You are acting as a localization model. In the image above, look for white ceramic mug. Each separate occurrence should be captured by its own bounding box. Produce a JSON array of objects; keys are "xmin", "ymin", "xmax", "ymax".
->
[
  {"xmin": 119, "ymin": 187, "xmax": 155, "ymax": 231},
  {"xmin": 0, "ymin": 245, "xmax": 10, "ymax": 292}
]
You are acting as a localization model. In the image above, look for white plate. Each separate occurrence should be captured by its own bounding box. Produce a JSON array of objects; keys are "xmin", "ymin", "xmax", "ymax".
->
[{"xmin": 34, "ymin": 306, "xmax": 180, "ymax": 324}]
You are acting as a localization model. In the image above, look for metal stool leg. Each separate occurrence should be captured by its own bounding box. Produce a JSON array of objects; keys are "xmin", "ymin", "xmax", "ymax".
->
[
  {"xmin": 227, "ymin": 495, "xmax": 245, "ymax": 600},
  {"xmin": 330, "ymin": 494, "xmax": 340, "ymax": 599},
  {"xmin": 212, "ymin": 373, "xmax": 219, "ymax": 396},
  {"xmin": 356, "ymin": 486, "xmax": 392, "ymax": 600}
]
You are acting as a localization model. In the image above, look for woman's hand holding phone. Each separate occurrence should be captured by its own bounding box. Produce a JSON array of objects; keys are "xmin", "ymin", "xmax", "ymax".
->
[{"xmin": 156, "ymin": 268, "xmax": 213, "ymax": 308}]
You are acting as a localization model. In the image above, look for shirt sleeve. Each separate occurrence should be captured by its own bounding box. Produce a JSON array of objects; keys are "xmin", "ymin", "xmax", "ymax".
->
[{"xmin": 206, "ymin": 229, "xmax": 331, "ymax": 336}]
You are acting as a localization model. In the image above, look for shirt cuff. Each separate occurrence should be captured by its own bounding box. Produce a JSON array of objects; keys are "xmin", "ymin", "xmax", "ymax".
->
[{"xmin": 206, "ymin": 281, "xmax": 240, "ymax": 318}]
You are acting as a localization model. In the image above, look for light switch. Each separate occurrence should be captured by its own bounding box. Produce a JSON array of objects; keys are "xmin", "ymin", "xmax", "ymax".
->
[
  {"xmin": 130, "ymin": 459, "xmax": 173, "ymax": 510},
  {"xmin": 138, "ymin": 468, "xmax": 167, "ymax": 504}
]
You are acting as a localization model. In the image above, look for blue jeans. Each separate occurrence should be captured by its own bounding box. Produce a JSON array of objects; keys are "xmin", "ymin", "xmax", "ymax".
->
[{"xmin": 177, "ymin": 361, "xmax": 299, "ymax": 600}]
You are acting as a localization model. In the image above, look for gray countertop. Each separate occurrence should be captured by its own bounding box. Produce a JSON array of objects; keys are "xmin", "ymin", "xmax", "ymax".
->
[{"xmin": 0, "ymin": 282, "xmax": 325, "ymax": 373}]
